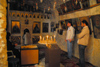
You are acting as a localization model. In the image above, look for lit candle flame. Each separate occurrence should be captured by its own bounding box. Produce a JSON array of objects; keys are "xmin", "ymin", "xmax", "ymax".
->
[
  {"xmin": 46, "ymin": 35, "xmax": 49, "ymax": 40},
  {"xmin": 40, "ymin": 36, "xmax": 42, "ymax": 41}
]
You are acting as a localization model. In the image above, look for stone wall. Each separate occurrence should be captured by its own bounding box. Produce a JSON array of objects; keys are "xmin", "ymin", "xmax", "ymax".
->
[
  {"xmin": 0, "ymin": 0, "xmax": 8, "ymax": 67},
  {"xmin": 8, "ymin": 11, "xmax": 55, "ymax": 45},
  {"xmin": 59, "ymin": 3, "xmax": 100, "ymax": 67}
]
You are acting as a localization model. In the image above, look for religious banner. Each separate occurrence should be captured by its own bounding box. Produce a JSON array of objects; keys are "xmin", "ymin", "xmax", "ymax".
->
[{"xmin": 11, "ymin": 21, "xmax": 20, "ymax": 34}]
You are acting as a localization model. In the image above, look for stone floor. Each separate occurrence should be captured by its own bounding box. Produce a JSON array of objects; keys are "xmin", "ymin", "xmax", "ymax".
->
[{"xmin": 21, "ymin": 50, "xmax": 95, "ymax": 67}]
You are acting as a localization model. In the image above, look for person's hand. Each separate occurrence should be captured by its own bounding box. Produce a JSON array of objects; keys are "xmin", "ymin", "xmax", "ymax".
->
[
  {"xmin": 69, "ymin": 39, "xmax": 72, "ymax": 42},
  {"xmin": 65, "ymin": 40, "xmax": 67, "ymax": 42}
]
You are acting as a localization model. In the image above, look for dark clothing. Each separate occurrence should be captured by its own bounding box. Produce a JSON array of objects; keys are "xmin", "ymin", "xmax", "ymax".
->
[
  {"xmin": 7, "ymin": 39, "xmax": 21, "ymax": 67},
  {"xmin": 7, "ymin": 39, "xmax": 20, "ymax": 59},
  {"xmin": 79, "ymin": 45, "xmax": 87, "ymax": 67}
]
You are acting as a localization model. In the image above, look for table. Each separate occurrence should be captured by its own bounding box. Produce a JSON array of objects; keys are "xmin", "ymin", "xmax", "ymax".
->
[
  {"xmin": 38, "ymin": 41, "xmax": 61, "ymax": 67},
  {"xmin": 20, "ymin": 45, "xmax": 39, "ymax": 66}
]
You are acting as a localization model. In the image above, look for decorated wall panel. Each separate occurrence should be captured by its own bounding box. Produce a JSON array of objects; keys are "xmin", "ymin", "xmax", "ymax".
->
[
  {"xmin": 91, "ymin": 15, "xmax": 100, "ymax": 38},
  {"xmin": 33, "ymin": 22, "xmax": 40, "ymax": 33},
  {"xmin": 11, "ymin": 21, "xmax": 20, "ymax": 34},
  {"xmin": 42, "ymin": 23, "xmax": 49, "ymax": 33}
]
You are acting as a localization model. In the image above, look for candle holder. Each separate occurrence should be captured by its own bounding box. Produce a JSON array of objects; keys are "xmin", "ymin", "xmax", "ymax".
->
[
  {"xmin": 43, "ymin": 37, "xmax": 44, "ymax": 41},
  {"xmin": 38, "ymin": 35, "xmax": 57, "ymax": 47},
  {"xmin": 50, "ymin": 36, "xmax": 53, "ymax": 41},
  {"xmin": 46, "ymin": 35, "xmax": 49, "ymax": 40}
]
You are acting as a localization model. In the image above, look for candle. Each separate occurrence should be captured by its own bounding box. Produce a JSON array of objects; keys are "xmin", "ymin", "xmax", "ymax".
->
[
  {"xmin": 51, "ymin": 36, "xmax": 52, "ymax": 41},
  {"xmin": 54, "ymin": 35, "xmax": 55, "ymax": 39},
  {"xmin": 40, "ymin": 36, "xmax": 42, "ymax": 41},
  {"xmin": 46, "ymin": 35, "xmax": 49, "ymax": 40},
  {"xmin": 43, "ymin": 37, "xmax": 44, "ymax": 41},
  {"xmin": 54, "ymin": 35, "xmax": 56, "ymax": 41}
]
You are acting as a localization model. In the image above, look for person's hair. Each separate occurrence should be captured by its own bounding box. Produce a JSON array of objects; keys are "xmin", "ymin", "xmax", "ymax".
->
[
  {"xmin": 68, "ymin": 21, "xmax": 73, "ymax": 26},
  {"xmin": 24, "ymin": 29, "xmax": 29, "ymax": 35},
  {"xmin": 82, "ymin": 20, "xmax": 88, "ymax": 25},
  {"xmin": 82, "ymin": 20, "xmax": 92, "ymax": 35}
]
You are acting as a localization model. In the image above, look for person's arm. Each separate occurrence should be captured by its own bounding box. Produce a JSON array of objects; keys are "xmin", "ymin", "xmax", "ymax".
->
[
  {"xmin": 68, "ymin": 27, "xmax": 75, "ymax": 42},
  {"xmin": 78, "ymin": 28, "xmax": 86, "ymax": 39},
  {"xmin": 70, "ymin": 27, "xmax": 75, "ymax": 39}
]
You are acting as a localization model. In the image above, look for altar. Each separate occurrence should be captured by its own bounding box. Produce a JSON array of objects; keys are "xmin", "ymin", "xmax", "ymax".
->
[{"xmin": 38, "ymin": 35, "xmax": 61, "ymax": 67}]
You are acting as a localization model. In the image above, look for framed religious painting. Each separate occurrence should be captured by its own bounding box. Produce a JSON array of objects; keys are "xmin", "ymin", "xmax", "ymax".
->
[
  {"xmin": 33, "ymin": 22, "xmax": 40, "ymax": 33},
  {"xmin": 43, "ymin": 23, "xmax": 49, "ymax": 33},
  {"xmin": 57, "ymin": 8, "xmax": 63, "ymax": 15},
  {"xmin": 81, "ymin": 0, "xmax": 90, "ymax": 9},
  {"xmin": 11, "ymin": 36, "xmax": 21, "ymax": 45},
  {"xmin": 91, "ymin": 15, "xmax": 100, "ymax": 39},
  {"xmin": 25, "ymin": 19, "xmax": 29, "ymax": 24},
  {"xmin": 96, "ymin": 0, "xmax": 100, "ymax": 3},
  {"xmin": 51, "ymin": 22, "xmax": 55, "ymax": 32},
  {"xmin": 65, "ymin": 1, "xmax": 73, "ymax": 12},
  {"xmin": 51, "ymin": 22, "xmax": 55, "ymax": 28},
  {"xmin": 60, "ymin": 3, "xmax": 66, "ymax": 14},
  {"xmin": 51, "ymin": 28, "xmax": 55, "ymax": 32},
  {"xmin": 60, "ymin": 21, "xmax": 66, "ymax": 30},
  {"xmin": 71, "ymin": 0, "xmax": 81, "ymax": 10},
  {"xmin": 11, "ymin": 21, "xmax": 20, "ymax": 34},
  {"xmin": 32, "ymin": 36, "xmax": 39, "ymax": 44},
  {"xmin": 72, "ymin": 18, "xmax": 81, "ymax": 34},
  {"xmin": 56, "ymin": 23, "xmax": 59, "ymax": 28}
]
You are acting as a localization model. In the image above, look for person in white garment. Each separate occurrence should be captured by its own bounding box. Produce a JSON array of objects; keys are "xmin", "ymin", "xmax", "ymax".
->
[
  {"xmin": 65, "ymin": 21, "xmax": 75, "ymax": 59},
  {"xmin": 23, "ymin": 29, "xmax": 31, "ymax": 45}
]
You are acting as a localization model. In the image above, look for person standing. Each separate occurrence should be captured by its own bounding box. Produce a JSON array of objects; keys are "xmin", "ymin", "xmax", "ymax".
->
[
  {"xmin": 77, "ymin": 20, "xmax": 90, "ymax": 67},
  {"xmin": 65, "ymin": 21, "xmax": 75, "ymax": 59},
  {"xmin": 23, "ymin": 29, "xmax": 31, "ymax": 45}
]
